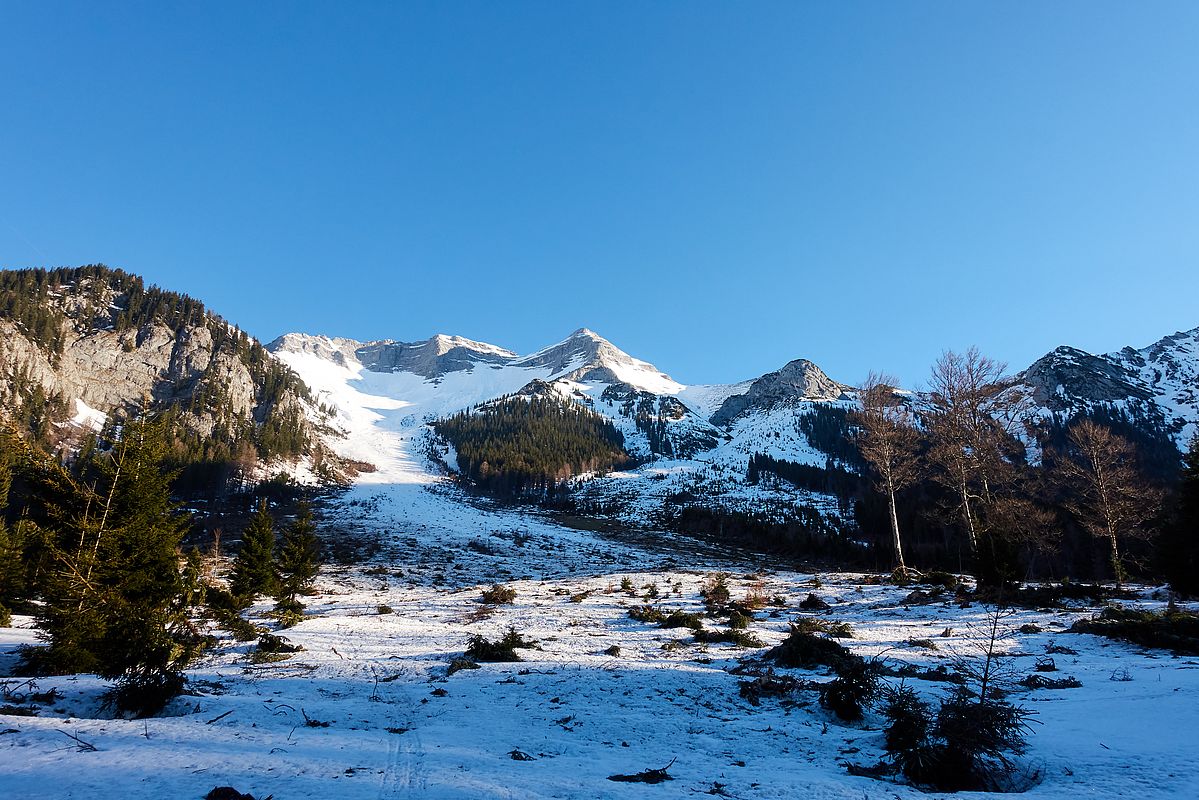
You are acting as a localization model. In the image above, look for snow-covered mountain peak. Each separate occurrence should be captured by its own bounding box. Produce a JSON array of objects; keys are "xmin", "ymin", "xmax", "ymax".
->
[
  {"xmin": 424, "ymin": 333, "xmax": 517, "ymax": 359},
  {"xmin": 514, "ymin": 328, "xmax": 684, "ymax": 395},
  {"xmin": 709, "ymin": 357, "xmax": 850, "ymax": 426},
  {"xmin": 1020, "ymin": 323, "xmax": 1199, "ymax": 446}
]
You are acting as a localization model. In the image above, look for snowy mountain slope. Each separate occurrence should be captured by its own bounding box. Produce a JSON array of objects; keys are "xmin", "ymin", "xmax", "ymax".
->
[
  {"xmin": 272, "ymin": 320, "xmax": 1199, "ymax": 525},
  {"xmin": 270, "ymin": 328, "xmax": 855, "ymax": 519},
  {"xmin": 1020, "ymin": 325, "xmax": 1199, "ymax": 446}
]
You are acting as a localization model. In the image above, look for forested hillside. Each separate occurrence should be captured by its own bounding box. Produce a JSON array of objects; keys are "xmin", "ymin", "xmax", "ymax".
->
[{"xmin": 435, "ymin": 396, "xmax": 632, "ymax": 498}]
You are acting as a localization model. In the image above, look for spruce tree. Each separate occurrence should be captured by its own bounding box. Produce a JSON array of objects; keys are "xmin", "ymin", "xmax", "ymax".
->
[
  {"xmin": 28, "ymin": 414, "xmax": 192, "ymax": 714},
  {"xmin": 230, "ymin": 499, "xmax": 278, "ymax": 599},
  {"xmin": 1163, "ymin": 435, "xmax": 1199, "ymax": 597},
  {"xmin": 273, "ymin": 501, "xmax": 321, "ymax": 622},
  {"xmin": 0, "ymin": 442, "xmax": 19, "ymax": 626}
]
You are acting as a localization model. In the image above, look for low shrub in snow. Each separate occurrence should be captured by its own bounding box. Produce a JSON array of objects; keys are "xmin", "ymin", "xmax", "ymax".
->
[
  {"xmin": 819, "ymin": 656, "xmax": 879, "ymax": 721},
  {"xmin": 1069, "ymin": 606, "xmax": 1199, "ymax": 654},
  {"xmin": 465, "ymin": 626, "xmax": 537, "ymax": 662},
  {"xmin": 700, "ymin": 573, "xmax": 731, "ymax": 610},
  {"xmin": 798, "ymin": 593, "xmax": 831, "ymax": 611},
  {"xmin": 726, "ymin": 610, "xmax": 752, "ymax": 630},
  {"xmin": 628, "ymin": 605, "xmax": 666, "ymax": 623},
  {"xmin": 693, "ymin": 628, "xmax": 763, "ymax": 647},
  {"xmin": 480, "ymin": 584, "xmax": 517, "ymax": 605},
  {"xmin": 658, "ymin": 610, "xmax": 704, "ymax": 630},
  {"xmin": 790, "ymin": 617, "xmax": 854, "ymax": 638},
  {"xmin": 766, "ymin": 625, "xmax": 858, "ymax": 672}
]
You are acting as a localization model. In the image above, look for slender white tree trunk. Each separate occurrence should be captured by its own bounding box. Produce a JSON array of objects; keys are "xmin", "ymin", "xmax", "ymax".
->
[
  {"xmin": 887, "ymin": 477, "xmax": 906, "ymax": 573},
  {"xmin": 960, "ymin": 482, "xmax": 979, "ymax": 554}
]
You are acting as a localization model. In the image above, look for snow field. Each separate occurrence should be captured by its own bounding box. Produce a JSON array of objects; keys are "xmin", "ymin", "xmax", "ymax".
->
[{"xmin": 4, "ymin": 539, "xmax": 1198, "ymax": 800}]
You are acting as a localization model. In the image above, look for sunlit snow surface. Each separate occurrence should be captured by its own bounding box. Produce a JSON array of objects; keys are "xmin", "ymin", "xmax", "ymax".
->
[{"xmin": 2, "ymin": 493, "xmax": 1197, "ymax": 800}]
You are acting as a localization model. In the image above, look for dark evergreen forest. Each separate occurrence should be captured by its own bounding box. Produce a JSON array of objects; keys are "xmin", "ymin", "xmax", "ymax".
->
[{"xmin": 435, "ymin": 396, "xmax": 632, "ymax": 498}]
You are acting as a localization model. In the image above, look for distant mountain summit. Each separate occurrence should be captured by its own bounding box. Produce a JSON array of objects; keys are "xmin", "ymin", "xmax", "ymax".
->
[
  {"xmin": 1020, "ymin": 326, "xmax": 1199, "ymax": 444},
  {"xmin": 512, "ymin": 328, "xmax": 684, "ymax": 395},
  {"xmin": 269, "ymin": 332, "xmax": 515, "ymax": 380},
  {"xmin": 356, "ymin": 334, "xmax": 516, "ymax": 380},
  {"xmin": 271, "ymin": 327, "xmax": 683, "ymax": 395},
  {"xmin": 6, "ymin": 264, "xmax": 1198, "ymax": 509},
  {"xmin": 710, "ymin": 359, "xmax": 850, "ymax": 427}
]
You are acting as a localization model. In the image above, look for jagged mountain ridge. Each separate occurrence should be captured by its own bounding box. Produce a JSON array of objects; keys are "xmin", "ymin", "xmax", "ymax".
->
[
  {"xmin": 1019, "ymin": 325, "xmax": 1199, "ymax": 445},
  {"xmin": 5, "ymin": 265, "xmax": 1196, "ymax": 503},
  {"xmin": 273, "ymin": 328, "xmax": 682, "ymax": 392},
  {"xmin": 270, "ymin": 318, "xmax": 1199, "ymax": 526}
]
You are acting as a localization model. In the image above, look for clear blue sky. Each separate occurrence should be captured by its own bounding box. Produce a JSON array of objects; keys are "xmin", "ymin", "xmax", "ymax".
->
[{"xmin": 2, "ymin": 2, "xmax": 1197, "ymax": 387}]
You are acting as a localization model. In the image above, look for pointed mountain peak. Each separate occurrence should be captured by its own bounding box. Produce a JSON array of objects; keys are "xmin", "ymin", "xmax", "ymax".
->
[
  {"xmin": 514, "ymin": 328, "xmax": 683, "ymax": 394},
  {"xmin": 710, "ymin": 357, "xmax": 849, "ymax": 427}
]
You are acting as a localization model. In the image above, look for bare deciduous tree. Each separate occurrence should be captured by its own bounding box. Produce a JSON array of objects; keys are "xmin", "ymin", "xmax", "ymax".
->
[
  {"xmin": 1057, "ymin": 419, "xmax": 1159, "ymax": 587},
  {"xmin": 853, "ymin": 372, "xmax": 921, "ymax": 575},
  {"xmin": 922, "ymin": 348, "xmax": 1030, "ymax": 569}
]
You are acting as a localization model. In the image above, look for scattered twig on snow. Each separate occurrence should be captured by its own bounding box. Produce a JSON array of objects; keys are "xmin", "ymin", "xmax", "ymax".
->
[
  {"xmin": 57, "ymin": 730, "xmax": 98, "ymax": 752},
  {"xmin": 509, "ymin": 749, "xmax": 536, "ymax": 761},
  {"xmin": 300, "ymin": 708, "xmax": 331, "ymax": 728},
  {"xmin": 206, "ymin": 709, "xmax": 234, "ymax": 725}
]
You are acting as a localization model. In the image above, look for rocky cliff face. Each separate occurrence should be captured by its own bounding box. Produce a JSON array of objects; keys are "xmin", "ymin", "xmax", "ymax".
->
[
  {"xmin": 0, "ymin": 265, "xmax": 334, "ymax": 479},
  {"xmin": 710, "ymin": 359, "xmax": 849, "ymax": 427},
  {"xmin": 1019, "ymin": 326, "xmax": 1199, "ymax": 445},
  {"xmin": 1021, "ymin": 346, "xmax": 1151, "ymax": 409},
  {"xmin": 356, "ymin": 334, "xmax": 517, "ymax": 379}
]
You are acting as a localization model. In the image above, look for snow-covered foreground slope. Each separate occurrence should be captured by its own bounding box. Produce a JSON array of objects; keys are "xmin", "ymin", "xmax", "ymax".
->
[{"xmin": 2, "ymin": 487, "xmax": 1197, "ymax": 800}]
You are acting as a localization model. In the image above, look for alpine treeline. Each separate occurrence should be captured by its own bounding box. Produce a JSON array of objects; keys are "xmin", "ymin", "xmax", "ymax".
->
[{"xmin": 435, "ymin": 396, "xmax": 632, "ymax": 498}]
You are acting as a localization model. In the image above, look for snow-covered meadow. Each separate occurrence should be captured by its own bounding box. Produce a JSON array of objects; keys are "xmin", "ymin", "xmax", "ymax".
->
[{"xmin": 3, "ymin": 484, "xmax": 1198, "ymax": 800}]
